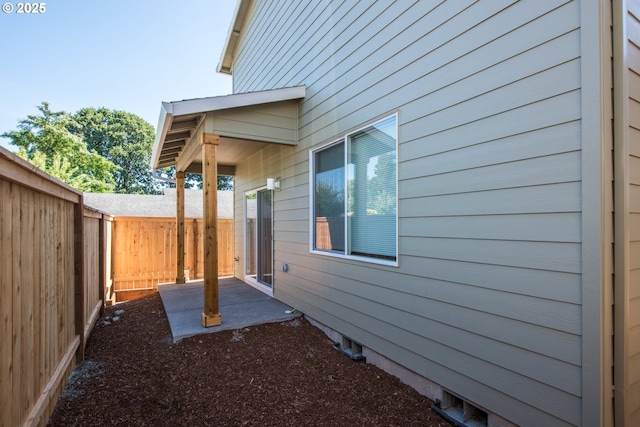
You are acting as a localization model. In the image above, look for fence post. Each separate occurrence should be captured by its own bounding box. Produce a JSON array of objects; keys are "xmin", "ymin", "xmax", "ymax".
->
[
  {"xmin": 74, "ymin": 199, "xmax": 85, "ymax": 363},
  {"xmin": 98, "ymin": 214, "xmax": 105, "ymax": 316}
]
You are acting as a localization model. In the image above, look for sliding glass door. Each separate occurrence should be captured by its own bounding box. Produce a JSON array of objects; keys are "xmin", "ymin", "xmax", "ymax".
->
[{"xmin": 245, "ymin": 189, "xmax": 273, "ymax": 291}]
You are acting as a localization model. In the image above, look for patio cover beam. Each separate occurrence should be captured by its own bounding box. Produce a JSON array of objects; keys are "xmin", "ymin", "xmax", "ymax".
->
[{"xmin": 176, "ymin": 129, "xmax": 204, "ymax": 174}]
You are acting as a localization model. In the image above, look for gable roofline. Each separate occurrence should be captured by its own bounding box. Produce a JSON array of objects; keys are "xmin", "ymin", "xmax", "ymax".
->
[
  {"xmin": 151, "ymin": 85, "xmax": 306, "ymax": 169},
  {"xmin": 218, "ymin": 0, "xmax": 252, "ymax": 75}
]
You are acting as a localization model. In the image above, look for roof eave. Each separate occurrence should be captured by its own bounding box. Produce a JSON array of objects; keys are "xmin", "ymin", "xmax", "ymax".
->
[
  {"xmin": 217, "ymin": 0, "xmax": 252, "ymax": 75},
  {"xmin": 150, "ymin": 102, "xmax": 174, "ymax": 169}
]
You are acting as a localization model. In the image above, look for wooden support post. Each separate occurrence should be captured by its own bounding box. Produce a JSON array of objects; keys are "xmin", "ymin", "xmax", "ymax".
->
[
  {"xmin": 201, "ymin": 133, "xmax": 222, "ymax": 327},
  {"xmin": 176, "ymin": 171, "xmax": 186, "ymax": 284},
  {"xmin": 192, "ymin": 218, "xmax": 199, "ymax": 280}
]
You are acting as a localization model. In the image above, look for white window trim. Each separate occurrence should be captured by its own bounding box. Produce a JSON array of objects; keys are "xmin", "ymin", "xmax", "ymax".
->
[{"xmin": 308, "ymin": 113, "xmax": 399, "ymax": 267}]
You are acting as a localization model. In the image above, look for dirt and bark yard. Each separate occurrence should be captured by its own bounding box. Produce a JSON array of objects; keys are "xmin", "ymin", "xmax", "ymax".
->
[{"xmin": 48, "ymin": 293, "xmax": 450, "ymax": 426}]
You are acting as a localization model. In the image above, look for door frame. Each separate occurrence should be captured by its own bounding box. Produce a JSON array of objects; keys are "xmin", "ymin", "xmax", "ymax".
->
[{"xmin": 243, "ymin": 186, "xmax": 274, "ymax": 296}]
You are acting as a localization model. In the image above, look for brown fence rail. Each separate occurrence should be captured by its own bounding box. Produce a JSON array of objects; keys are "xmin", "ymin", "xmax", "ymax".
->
[
  {"xmin": 1, "ymin": 148, "xmax": 105, "ymax": 427},
  {"xmin": 109, "ymin": 217, "xmax": 233, "ymax": 303}
]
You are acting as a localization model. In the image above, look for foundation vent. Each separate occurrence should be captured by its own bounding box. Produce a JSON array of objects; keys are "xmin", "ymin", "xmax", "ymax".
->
[
  {"xmin": 334, "ymin": 337, "xmax": 366, "ymax": 362},
  {"xmin": 433, "ymin": 390, "xmax": 488, "ymax": 427}
]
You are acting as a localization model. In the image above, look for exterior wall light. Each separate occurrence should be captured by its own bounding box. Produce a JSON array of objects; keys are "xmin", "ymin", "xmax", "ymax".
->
[{"xmin": 266, "ymin": 178, "xmax": 280, "ymax": 190}]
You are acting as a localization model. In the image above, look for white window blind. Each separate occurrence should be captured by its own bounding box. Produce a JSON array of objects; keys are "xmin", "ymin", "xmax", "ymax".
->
[{"xmin": 347, "ymin": 116, "xmax": 396, "ymax": 260}]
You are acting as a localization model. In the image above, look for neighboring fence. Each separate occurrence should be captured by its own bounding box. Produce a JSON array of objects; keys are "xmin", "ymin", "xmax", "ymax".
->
[
  {"xmin": 0, "ymin": 148, "xmax": 106, "ymax": 427},
  {"xmin": 315, "ymin": 216, "xmax": 344, "ymax": 251},
  {"xmin": 109, "ymin": 217, "xmax": 234, "ymax": 303}
]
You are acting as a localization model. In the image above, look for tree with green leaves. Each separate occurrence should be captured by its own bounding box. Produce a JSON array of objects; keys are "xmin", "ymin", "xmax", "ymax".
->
[
  {"xmin": 2, "ymin": 102, "xmax": 117, "ymax": 192},
  {"xmin": 68, "ymin": 107, "xmax": 158, "ymax": 194},
  {"xmin": 69, "ymin": 108, "xmax": 234, "ymax": 192}
]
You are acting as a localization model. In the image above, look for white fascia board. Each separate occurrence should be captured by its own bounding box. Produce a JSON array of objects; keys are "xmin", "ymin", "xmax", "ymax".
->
[
  {"xmin": 217, "ymin": 0, "xmax": 250, "ymax": 74},
  {"xmin": 150, "ymin": 102, "xmax": 174, "ymax": 169}
]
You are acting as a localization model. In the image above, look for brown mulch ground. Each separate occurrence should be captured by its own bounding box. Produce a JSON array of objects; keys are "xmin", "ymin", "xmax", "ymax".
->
[{"xmin": 48, "ymin": 293, "xmax": 450, "ymax": 427}]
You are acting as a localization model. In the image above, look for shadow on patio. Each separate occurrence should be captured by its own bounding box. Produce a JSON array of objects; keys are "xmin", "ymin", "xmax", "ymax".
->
[{"xmin": 158, "ymin": 277, "xmax": 301, "ymax": 342}]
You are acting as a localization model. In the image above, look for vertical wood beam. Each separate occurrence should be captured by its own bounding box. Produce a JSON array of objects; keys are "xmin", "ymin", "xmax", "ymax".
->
[
  {"xmin": 176, "ymin": 171, "xmax": 186, "ymax": 284},
  {"xmin": 192, "ymin": 219, "xmax": 199, "ymax": 280},
  {"xmin": 73, "ymin": 200, "xmax": 85, "ymax": 363},
  {"xmin": 110, "ymin": 218, "xmax": 116, "ymax": 304},
  {"xmin": 201, "ymin": 133, "xmax": 222, "ymax": 327},
  {"xmin": 98, "ymin": 214, "xmax": 105, "ymax": 317}
]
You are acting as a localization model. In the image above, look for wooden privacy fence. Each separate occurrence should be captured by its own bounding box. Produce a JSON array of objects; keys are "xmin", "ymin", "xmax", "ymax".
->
[
  {"xmin": 108, "ymin": 217, "xmax": 234, "ymax": 303},
  {"xmin": 0, "ymin": 148, "xmax": 107, "ymax": 427}
]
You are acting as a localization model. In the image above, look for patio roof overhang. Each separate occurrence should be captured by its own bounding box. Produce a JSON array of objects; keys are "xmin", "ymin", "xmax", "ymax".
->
[
  {"xmin": 151, "ymin": 85, "xmax": 305, "ymax": 329},
  {"xmin": 151, "ymin": 85, "xmax": 306, "ymax": 175}
]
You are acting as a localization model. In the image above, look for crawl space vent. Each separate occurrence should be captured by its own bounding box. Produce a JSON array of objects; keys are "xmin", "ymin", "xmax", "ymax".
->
[
  {"xmin": 432, "ymin": 390, "xmax": 488, "ymax": 427},
  {"xmin": 334, "ymin": 337, "xmax": 366, "ymax": 362}
]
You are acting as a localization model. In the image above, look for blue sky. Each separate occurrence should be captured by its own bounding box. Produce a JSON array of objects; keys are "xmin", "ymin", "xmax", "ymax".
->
[{"xmin": 0, "ymin": 0, "xmax": 237, "ymax": 151}]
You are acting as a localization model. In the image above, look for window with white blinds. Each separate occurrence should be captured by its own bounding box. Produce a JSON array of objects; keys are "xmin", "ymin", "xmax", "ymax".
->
[{"xmin": 312, "ymin": 114, "xmax": 397, "ymax": 264}]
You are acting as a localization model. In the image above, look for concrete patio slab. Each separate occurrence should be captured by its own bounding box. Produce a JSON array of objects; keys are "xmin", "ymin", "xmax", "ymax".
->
[{"xmin": 158, "ymin": 277, "xmax": 300, "ymax": 342}]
